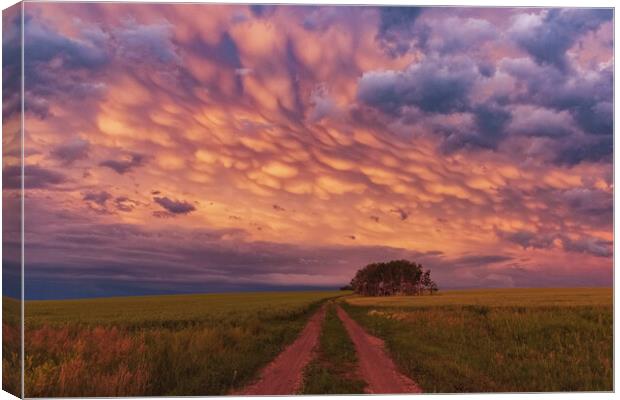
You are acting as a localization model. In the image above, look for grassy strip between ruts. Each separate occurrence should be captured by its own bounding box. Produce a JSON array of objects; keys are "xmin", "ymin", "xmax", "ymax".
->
[
  {"xmin": 300, "ymin": 302, "xmax": 366, "ymax": 394},
  {"xmin": 23, "ymin": 291, "xmax": 342, "ymax": 397},
  {"xmin": 342, "ymin": 294, "xmax": 612, "ymax": 393}
]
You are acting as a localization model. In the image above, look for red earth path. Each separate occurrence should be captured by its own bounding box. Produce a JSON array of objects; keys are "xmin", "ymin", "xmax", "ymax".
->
[
  {"xmin": 336, "ymin": 306, "xmax": 423, "ymax": 394},
  {"xmin": 235, "ymin": 305, "xmax": 326, "ymax": 395}
]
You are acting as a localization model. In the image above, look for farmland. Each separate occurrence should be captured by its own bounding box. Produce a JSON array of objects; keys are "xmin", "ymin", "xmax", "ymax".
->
[
  {"xmin": 343, "ymin": 287, "xmax": 613, "ymax": 392},
  {"xmin": 23, "ymin": 291, "xmax": 341, "ymax": 397},
  {"xmin": 2, "ymin": 296, "xmax": 21, "ymax": 396},
  {"xmin": 18, "ymin": 287, "xmax": 614, "ymax": 395}
]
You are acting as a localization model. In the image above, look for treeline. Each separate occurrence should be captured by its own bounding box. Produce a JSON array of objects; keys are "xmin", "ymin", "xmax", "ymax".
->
[{"xmin": 348, "ymin": 260, "xmax": 438, "ymax": 296}]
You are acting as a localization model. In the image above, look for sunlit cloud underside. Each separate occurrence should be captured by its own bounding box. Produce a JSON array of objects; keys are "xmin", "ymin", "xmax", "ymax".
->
[{"xmin": 2, "ymin": 4, "xmax": 613, "ymax": 299}]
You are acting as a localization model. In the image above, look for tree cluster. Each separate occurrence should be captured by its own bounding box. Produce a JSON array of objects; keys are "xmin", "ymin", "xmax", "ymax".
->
[{"xmin": 350, "ymin": 259, "xmax": 438, "ymax": 296}]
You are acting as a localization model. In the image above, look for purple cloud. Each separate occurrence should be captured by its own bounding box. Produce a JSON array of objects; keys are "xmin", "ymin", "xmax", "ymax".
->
[
  {"xmin": 357, "ymin": 56, "xmax": 479, "ymax": 115},
  {"xmin": 153, "ymin": 196, "xmax": 196, "ymax": 215},
  {"xmin": 51, "ymin": 138, "xmax": 90, "ymax": 165},
  {"xmin": 375, "ymin": 6, "xmax": 424, "ymax": 57},
  {"xmin": 511, "ymin": 9, "xmax": 612, "ymax": 70},
  {"xmin": 100, "ymin": 153, "xmax": 144, "ymax": 174},
  {"xmin": 4, "ymin": 165, "xmax": 66, "ymax": 190},
  {"xmin": 83, "ymin": 191, "xmax": 112, "ymax": 206}
]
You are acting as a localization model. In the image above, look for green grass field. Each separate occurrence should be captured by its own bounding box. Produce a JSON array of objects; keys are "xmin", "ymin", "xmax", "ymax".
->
[
  {"xmin": 2, "ymin": 297, "xmax": 21, "ymax": 396},
  {"xmin": 343, "ymin": 287, "xmax": 613, "ymax": 392},
  {"xmin": 301, "ymin": 302, "xmax": 366, "ymax": 394},
  {"xmin": 17, "ymin": 287, "xmax": 614, "ymax": 395},
  {"xmin": 23, "ymin": 291, "xmax": 341, "ymax": 397}
]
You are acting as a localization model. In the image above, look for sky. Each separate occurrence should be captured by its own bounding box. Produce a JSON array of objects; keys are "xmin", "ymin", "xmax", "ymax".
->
[{"xmin": 2, "ymin": 4, "xmax": 614, "ymax": 299}]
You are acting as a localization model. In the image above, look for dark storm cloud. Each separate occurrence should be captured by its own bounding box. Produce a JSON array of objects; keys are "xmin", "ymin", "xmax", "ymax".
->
[
  {"xmin": 21, "ymin": 207, "xmax": 446, "ymax": 296},
  {"xmin": 429, "ymin": 17, "xmax": 497, "ymax": 55},
  {"xmin": 354, "ymin": 6, "xmax": 612, "ymax": 163},
  {"xmin": 497, "ymin": 230, "xmax": 555, "ymax": 250},
  {"xmin": 507, "ymin": 108, "xmax": 574, "ymax": 138},
  {"xmin": 571, "ymin": 99, "xmax": 613, "ymax": 138},
  {"xmin": 555, "ymin": 135, "xmax": 613, "ymax": 166},
  {"xmin": 20, "ymin": 13, "xmax": 183, "ymax": 122},
  {"xmin": 9, "ymin": 13, "xmax": 108, "ymax": 119},
  {"xmin": 51, "ymin": 138, "xmax": 90, "ymax": 165},
  {"xmin": 441, "ymin": 102, "xmax": 512, "ymax": 152},
  {"xmin": 83, "ymin": 191, "xmax": 112, "ymax": 206},
  {"xmin": 3, "ymin": 165, "xmax": 66, "ymax": 190},
  {"xmin": 301, "ymin": 6, "xmax": 350, "ymax": 32},
  {"xmin": 114, "ymin": 20, "xmax": 180, "ymax": 65},
  {"xmin": 357, "ymin": 56, "xmax": 478, "ymax": 115},
  {"xmin": 114, "ymin": 197, "xmax": 139, "ymax": 212},
  {"xmin": 560, "ymin": 236, "xmax": 612, "ymax": 258},
  {"xmin": 23, "ymin": 13, "xmax": 182, "ymax": 70},
  {"xmin": 153, "ymin": 196, "xmax": 196, "ymax": 215},
  {"xmin": 375, "ymin": 7, "xmax": 424, "ymax": 56},
  {"xmin": 501, "ymin": 58, "xmax": 612, "ymax": 138},
  {"xmin": 83, "ymin": 191, "xmax": 140, "ymax": 214},
  {"xmin": 561, "ymin": 188, "xmax": 613, "ymax": 217},
  {"xmin": 23, "ymin": 14, "xmax": 109, "ymax": 69},
  {"xmin": 497, "ymin": 229, "xmax": 612, "ymax": 258},
  {"xmin": 511, "ymin": 9, "xmax": 612, "ymax": 70},
  {"xmin": 477, "ymin": 61, "xmax": 495, "ymax": 78},
  {"xmin": 99, "ymin": 153, "xmax": 145, "ymax": 174},
  {"xmin": 472, "ymin": 103, "xmax": 512, "ymax": 145},
  {"xmin": 249, "ymin": 4, "xmax": 277, "ymax": 18}
]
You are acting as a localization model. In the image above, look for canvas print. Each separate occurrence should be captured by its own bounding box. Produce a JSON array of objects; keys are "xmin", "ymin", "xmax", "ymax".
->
[{"xmin": 1, "ymin": 2, "xmax": 614, "ymax": 397}]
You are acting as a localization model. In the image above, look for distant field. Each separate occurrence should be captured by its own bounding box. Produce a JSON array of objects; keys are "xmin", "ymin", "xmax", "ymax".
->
[
  {"xmin": 24, "ymin": 291, "xmax": 342, "ymax": 397},
  {"xmin": 346, "ymin": 287, "xmax": 612, "ymax": 308},
  {"xmin": 343, "ymin": 287, "xmax": 613, "ymax": 392}
]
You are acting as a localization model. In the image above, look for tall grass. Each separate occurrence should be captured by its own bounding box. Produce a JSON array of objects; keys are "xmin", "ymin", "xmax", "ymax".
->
[
  {"xmin": 2, "ymin": 297, "xmax": 21, "ymax": 397},
  {"xmin": 343, "ymin": 289, "xmax": 612, "ymax": 392},
  {"xmin": 24, "ymin": 291, "xmax": 341, "ymax": 397}
]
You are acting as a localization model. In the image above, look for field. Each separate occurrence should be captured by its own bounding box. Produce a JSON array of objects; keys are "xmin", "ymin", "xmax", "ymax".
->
[
  {"xmin": 17, "ymin": 287, "xmax": 614, "ymax": 395},
  {"xmin": 23, "ymin": 291, "xmax": 341, "ymax": 397},
  {"xmin": 2, "ymin": 296, "xmax": 21, "ymax": 396},
  {"xmin": 343, "ymin": 287, "xmax": 613, "ymax": 392}
]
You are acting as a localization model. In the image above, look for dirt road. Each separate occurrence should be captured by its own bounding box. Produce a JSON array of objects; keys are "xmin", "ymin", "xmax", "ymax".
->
[
  {"xmin": 235, "ymin": 305, "xmax": 326, "ymax": 395},
  {"xmin": 336, "ymin": 306, "xmax": 422, "ymax": 394}
]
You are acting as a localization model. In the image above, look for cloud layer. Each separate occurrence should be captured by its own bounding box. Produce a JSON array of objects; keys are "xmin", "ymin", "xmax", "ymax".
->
[{"xmin": 5, "ymin": 4, "xmax": 612, "ymax": 299}]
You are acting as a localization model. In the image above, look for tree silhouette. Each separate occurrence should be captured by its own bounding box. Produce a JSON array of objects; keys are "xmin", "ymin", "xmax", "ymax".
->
[{"xmin": 349, "ymin": 260, "xmax": 438, "ymax": 296}]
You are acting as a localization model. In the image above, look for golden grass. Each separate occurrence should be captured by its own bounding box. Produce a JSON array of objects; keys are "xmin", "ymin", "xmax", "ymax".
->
[{"xmin": 24, "ymin": 291, "xmax": 342, "ymax": 396}]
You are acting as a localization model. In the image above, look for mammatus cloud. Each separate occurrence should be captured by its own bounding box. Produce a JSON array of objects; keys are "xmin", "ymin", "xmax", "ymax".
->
[{"xmin": 13, "ymin": 4, "xmax": 612, "ymax": 298}]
